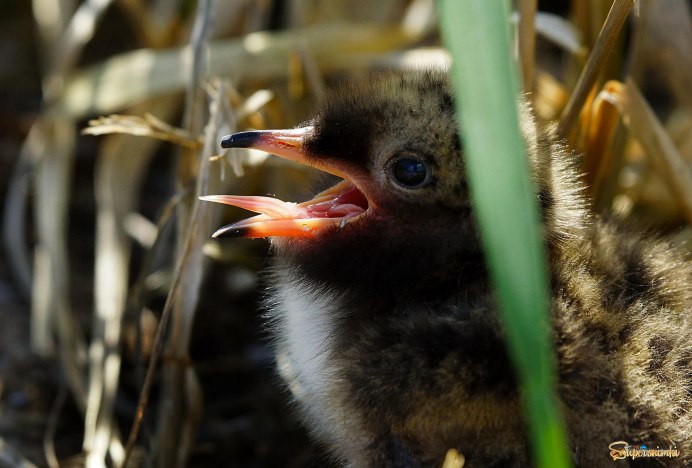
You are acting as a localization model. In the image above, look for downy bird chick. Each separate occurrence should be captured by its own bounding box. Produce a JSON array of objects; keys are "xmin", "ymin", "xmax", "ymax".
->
[{"xmin": 202, "ymin": 69, "xmax": 691, "ymax": 467}]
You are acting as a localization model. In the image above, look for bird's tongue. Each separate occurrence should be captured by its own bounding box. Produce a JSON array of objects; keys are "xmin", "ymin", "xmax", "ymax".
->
[{"xmin": 200, "ymin": 180, "xmax": 367, "ymax": 238}]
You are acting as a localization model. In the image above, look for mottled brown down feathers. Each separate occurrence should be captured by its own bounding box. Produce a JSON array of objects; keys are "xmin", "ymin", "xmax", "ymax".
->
[{"xmin": 258, "ymin": 70, "xmax": 692, "ymax": 467}]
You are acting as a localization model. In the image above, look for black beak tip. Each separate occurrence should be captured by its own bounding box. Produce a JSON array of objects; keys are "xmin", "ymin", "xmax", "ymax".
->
[
  {"xmin": 212, "ymin": 224, "xmax": 249, "ymax": 239},
  {"xmin": 220, "ymin": 131, "xmax": 262, "ymax": 149}
]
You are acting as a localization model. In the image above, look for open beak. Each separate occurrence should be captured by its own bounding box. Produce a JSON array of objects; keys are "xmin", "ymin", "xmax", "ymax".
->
[{"xmin": 201, "ymin": 127, "xmax": 369, "ymax": 238}]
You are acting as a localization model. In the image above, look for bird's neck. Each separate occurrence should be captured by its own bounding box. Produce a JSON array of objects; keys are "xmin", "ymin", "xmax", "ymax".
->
[{"xmin": 273, "ymin": 214, "xmax": 490, "ymax": 310}]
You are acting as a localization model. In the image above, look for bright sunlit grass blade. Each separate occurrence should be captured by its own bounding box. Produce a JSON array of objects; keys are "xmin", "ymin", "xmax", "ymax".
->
[{"xmin": 437, "ymin": 1, "xmax": 572, "ymax": 467}]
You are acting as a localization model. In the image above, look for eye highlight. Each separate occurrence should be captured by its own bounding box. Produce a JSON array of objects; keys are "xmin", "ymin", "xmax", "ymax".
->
[{"xmin": 391, "ymin": 157, "xmax": 430, "ymax": 188}]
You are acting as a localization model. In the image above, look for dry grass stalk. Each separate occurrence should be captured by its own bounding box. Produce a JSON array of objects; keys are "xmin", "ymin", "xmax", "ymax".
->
[
  {"xmin": 580, "ymin": 81, "xmax": 625, "ymax": 208},
  {"xmin": 31, "ymin": 119, "xmax": 88, "ymax": 398},
  {"xmin": 152, "ymin": 3, "xmax": 217, "ymax": 465},
  {"xmin": 57, "ymin": 23, "xmax": 424, "ymax": 119},
  {"xmin": 120, "ymin": 81, "xmax": 228, "ymax": 465},
  {"xmin": 43, "ymin": 384, "xmax": 68, "ymax": 468},
  {"xmin": 3, "ymin": 126, "xmax": 40, "ymax": 299},
  {"xmin": 518, "ymin": 0, "xmax": 537, "ymax": 93},
  {"xmin": 84, "ymin": 114, "xmax": 202, "ymax": 149},
  {"xmin": 84, "ymin": 98, "xmax": 180, "ymax": 468},
  {"xmin": 20, "ymin": 5, "xmax": 117, "ymax": 441},
  {"xmin": 620, "ymin": 78, "xmax": 692, "ymax": 223},
  {"xmin": 558, "ymin": 0, "xmax": 634, "ymax": 138},
  {"xmin": 120, "ymin": 188, "xmax": 189, "ymax": 467},
  {"xmin": 31, "ymin": 0, "xmax": 76, "ymax": 51},
  {"xmin": 43, "ymin": 0, "xmax": 116, "ymax": 98}
]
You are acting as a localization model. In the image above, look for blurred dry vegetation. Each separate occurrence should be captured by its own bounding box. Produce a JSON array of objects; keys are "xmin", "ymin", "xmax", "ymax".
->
[{"xmin": 0, "ymin": 0, "xmax": 690, "ymax": 467}]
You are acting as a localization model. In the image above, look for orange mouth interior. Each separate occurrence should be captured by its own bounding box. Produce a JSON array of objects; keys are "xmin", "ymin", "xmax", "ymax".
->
[{"xmin": 200, "ymin": 179, "xmax": 369, "ymax": 238}]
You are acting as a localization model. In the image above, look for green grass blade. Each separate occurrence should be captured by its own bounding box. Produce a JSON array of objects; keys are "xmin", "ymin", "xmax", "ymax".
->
[{"xmin": 437, "ymin": 1, "xmax": 572, "ymax": 467}]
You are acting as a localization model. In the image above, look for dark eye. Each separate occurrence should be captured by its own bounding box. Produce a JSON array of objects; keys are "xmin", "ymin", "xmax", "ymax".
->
[{"xmin": 392, "ymin": 157, "xmax": 430, "ymax": 187}]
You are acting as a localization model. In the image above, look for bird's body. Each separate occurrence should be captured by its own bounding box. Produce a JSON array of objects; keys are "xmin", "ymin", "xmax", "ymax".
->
[{"xmin": 205, "ymin": 70, "xmax": 691, "ymax": 467}]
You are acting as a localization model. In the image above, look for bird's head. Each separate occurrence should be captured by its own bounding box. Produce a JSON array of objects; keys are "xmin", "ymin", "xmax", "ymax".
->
[{"xmin": 203, "ymin": 70, "xmax": 487, "ymax": 300}]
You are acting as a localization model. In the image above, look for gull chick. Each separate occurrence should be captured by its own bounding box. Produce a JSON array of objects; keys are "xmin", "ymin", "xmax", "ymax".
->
[{"xmin": 203, "ymin": 70, "xmax": 691, "ymax": 467}]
